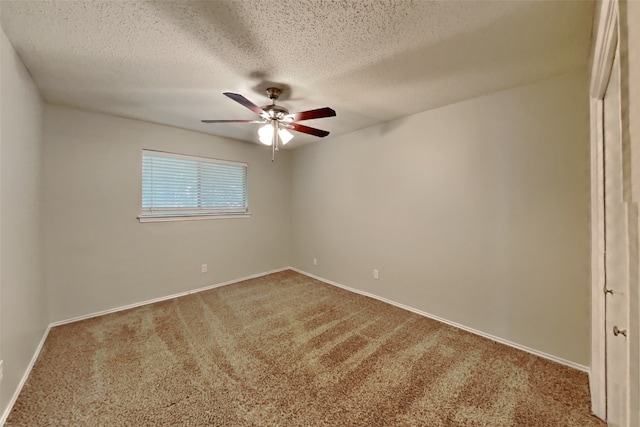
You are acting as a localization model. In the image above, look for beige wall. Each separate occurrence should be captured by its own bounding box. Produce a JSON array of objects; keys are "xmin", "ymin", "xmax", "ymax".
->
[
  {"xmin": 0, "ymin": 28, "xmax": 47, "ymax": 415},
  {"xmin": 291, "ymin": 70, "xmax": 591, "ymax": 365},
  {"xmin": 42, "ymin": 106, "xmax": 291, "ymax": 322}
]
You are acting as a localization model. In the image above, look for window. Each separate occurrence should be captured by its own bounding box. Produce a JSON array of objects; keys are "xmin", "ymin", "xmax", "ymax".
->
[{"xmin": 139, "ymin": 150, "xmax": 249, "ymax": 222}]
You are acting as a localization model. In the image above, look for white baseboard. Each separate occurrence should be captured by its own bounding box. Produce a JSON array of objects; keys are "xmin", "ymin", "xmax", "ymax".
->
[
  {"xmin": 1, "ymin": 325, "xmax": 51, "ymax": 426},
  {"xmin": 290, "ymin": 267, "xmax": 589, "ymax": 373},
  {"xmin": 50, "ymin": 267, "xmax": 290, "ymax": 327}
]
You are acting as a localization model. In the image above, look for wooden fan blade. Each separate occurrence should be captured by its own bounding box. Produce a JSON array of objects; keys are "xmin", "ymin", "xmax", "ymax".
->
[
  {"xmin": 223, "ymin": 92, "xmax": 266, "ymax": 117},
  {"xmin": 285, "ymin": 107, "xmax": 336, "ymax": 122},
  {"xmin": 288, "ymin": 122, "xmax": 330, "ymax": 137},
  {"xmin": 201, "ymin": 119, "xmax": 263, "ymax": 123}
]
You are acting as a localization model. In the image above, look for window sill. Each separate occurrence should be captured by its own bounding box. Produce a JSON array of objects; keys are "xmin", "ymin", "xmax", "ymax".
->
[{"xmin": 138, "ymin": 213, "xmax": 252, "ymax": 223}]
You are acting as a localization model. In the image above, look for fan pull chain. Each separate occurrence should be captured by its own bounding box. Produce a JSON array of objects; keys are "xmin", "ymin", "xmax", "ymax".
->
[{"xmin": 272, "ymin": 121, "xmax": 278, "ymax": 162}]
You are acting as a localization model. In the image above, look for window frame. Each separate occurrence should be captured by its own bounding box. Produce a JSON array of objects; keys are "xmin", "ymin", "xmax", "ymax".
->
[{"xmin": 138, "ymin": 149, "xmax": 251, "ymax": 223}]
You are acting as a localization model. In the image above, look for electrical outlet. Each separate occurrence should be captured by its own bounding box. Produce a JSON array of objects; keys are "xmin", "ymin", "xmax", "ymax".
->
[
  {"xmin": 313, "ymin": 258, "xmax": 318, "ymax": 266},
  {"xmin": 373, "ymin": 269, "xmax": 380, "ymax": 280},
  {"xmin": 201, "ymin": 264, "xmax": 208, "ymax": 273}
]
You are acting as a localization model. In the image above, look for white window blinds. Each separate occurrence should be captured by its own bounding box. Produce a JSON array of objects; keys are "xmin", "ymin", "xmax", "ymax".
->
[{"xmin": 141, "ymin": 150, "xmax": 248, "ymax": 218}]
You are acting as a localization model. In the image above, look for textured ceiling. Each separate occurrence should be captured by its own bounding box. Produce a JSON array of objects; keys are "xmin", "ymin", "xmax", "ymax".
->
[{"xmin": 0, "ymin": 0, "xmax": 594, "ymax": 148}]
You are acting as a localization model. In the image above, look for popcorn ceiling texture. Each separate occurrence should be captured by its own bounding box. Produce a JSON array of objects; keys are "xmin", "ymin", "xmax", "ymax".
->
[
  {"xmin": 7, "ymin": 271, "xmax": 604, "ymax": 426},
  {"xmin": 0, "ymin": 1, "xmax": 594, "ymax": 148}
]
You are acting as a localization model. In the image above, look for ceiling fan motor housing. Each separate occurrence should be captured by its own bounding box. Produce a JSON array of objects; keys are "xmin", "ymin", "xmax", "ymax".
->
[
  {"xmin": 262, "ymin": 88, "xmax": 288, "ymax": 119},
  {"xmin": 262, "ymin": 104, "xmax": 289, "ymax": 120}
]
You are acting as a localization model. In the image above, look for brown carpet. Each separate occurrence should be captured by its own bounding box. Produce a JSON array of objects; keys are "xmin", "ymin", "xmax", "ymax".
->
[{"xmin": 7, "ymin": 270, "xmax": 604, "ymax": 426}]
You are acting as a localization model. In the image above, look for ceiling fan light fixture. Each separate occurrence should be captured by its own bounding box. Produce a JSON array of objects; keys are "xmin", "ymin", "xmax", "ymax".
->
[
  {"xmin": 258, "ymin": 124, "xmax": 273, "ymax": 146},
  {"xmin": 279, "ymin": 128, "xmax": 294, "ymax": 145}
]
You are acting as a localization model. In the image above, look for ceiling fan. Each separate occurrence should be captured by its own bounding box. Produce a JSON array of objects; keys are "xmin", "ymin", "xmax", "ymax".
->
[{"xmin": 201, "ymin": 87, "xmax": 336, "ymax": 161}]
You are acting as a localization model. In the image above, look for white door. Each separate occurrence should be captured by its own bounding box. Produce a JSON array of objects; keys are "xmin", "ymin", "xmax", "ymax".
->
[{"xmin": 603, "ymin": 45, "xmax": 629, "ymax": 426}]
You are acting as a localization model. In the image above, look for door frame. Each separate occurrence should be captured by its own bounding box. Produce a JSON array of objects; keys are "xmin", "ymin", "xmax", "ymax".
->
[{"xmin": 589, "ymin": 0, "xmax": 618, "ymax": 420}]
